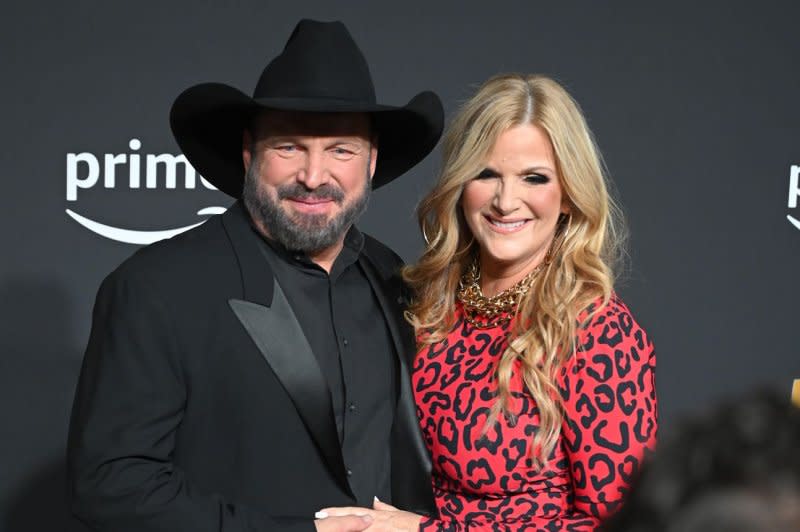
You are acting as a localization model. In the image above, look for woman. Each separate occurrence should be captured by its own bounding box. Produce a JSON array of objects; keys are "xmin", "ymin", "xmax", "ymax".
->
[{"xmin": 320, "ymin": 74, "xmax": 657, "ymax": 530}]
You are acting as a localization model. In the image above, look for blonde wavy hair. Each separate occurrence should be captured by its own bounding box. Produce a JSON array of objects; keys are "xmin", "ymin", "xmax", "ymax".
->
[{"xmin": 403, "ymin": 73, "xmax": 625, "ymax": 467}]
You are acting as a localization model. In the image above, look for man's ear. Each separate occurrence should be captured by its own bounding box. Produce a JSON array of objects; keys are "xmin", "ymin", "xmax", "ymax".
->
[
  {"xmin": 368, "ymin": 142, "xmax": 378, "ymax": 180},
  {"xmin": 242, "ymin": 129, "xmax": 253, "ymax": 170}
]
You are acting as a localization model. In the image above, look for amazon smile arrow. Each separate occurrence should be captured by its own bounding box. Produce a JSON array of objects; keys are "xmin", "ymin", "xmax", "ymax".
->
[{"xmin": 65, "ymin": 206, "xmax": 227, "ymax": 245}]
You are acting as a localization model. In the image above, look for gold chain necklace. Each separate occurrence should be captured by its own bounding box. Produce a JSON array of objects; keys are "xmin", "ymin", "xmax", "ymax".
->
[{"xmin": 456, "ymin": 260, "xmax": 542, "ymax": 329}]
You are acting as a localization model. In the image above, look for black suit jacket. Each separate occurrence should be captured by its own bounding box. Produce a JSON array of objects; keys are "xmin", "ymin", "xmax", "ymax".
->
[{"xmin": 67, "ymin": 202, "xmax": 434, "ymax": 532}]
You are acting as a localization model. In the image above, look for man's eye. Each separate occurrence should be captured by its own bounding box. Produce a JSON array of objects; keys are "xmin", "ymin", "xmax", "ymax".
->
[
  {"xmin": 276, "ymin": 145, "xmax": 297, "ymax": 152},
  {"xmin": 331, "ymin": 147, "xmax": 356, "ymax": 159}
]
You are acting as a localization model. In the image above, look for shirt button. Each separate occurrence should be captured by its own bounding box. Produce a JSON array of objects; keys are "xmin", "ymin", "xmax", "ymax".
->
[
  {"xmin": 346, "ymin": 469, "xmax": 353, "ymax": 476},
  {"xmin": 342, "ymin": 338, "xmax": 349, "ymax": 346},
  {"xmin": 348, "ymin": 403, "xmax": 356, "ymax": 412}
]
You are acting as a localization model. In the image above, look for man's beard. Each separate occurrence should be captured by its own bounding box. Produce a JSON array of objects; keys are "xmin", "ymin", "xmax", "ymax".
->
[{"xmin": 242, "ymin": 160, "xmax": 371, "ymax": 254}]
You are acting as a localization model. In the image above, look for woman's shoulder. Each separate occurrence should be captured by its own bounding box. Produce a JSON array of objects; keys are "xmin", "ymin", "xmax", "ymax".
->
[{"xmin": 575, "ymin": 293, "xmax": 655, "ymax": 359}]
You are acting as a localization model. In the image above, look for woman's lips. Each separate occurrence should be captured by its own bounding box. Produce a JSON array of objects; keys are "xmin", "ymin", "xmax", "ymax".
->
[{"xmin": 484, "ymin": 215, "xmax": 529, "ymax": 233}]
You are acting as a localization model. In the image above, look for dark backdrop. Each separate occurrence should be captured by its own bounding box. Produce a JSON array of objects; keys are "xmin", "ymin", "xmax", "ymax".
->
[{"xmin": 2, "ymin": 2, "xmax": 798, "ymax": 530}]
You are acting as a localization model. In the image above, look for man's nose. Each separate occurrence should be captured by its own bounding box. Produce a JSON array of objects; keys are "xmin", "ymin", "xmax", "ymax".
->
[{"xmin": 295, "ymin": 149, "xmax": 328, "ymax": 189}]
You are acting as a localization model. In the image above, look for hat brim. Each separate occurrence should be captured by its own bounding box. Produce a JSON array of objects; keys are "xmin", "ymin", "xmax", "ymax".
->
[{"xmin": 170, "ymin": 83, "xmax": 443, "ymax": 198}]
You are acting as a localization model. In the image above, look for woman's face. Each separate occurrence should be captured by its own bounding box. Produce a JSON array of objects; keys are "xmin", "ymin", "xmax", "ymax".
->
[{"xmin": 461, "ymin": 123, "xmax": 568, "ymax": 277}]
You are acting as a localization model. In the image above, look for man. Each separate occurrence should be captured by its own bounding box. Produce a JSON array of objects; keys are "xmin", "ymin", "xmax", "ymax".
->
[{"xmin": 67, "ymin": 19, "xmax": 443, "ymax": 532}]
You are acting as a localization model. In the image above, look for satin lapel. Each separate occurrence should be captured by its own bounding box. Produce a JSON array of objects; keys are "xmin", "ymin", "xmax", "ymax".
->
[
  {"xmin": 229, "ymin": 287, "xmax": 352, "ymax": 495},
  {"xmin": 222, "ymin": 203, "xmax": 351, "ymax": 496},
  {"xmin": 358, "ymin": 254, "xmax": 435, "ymax": 512}
]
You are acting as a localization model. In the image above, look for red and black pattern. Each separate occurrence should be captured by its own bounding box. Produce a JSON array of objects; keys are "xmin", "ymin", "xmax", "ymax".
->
[{"xmin": 413, "ymin": 295, "xmax": 657, "ymax": 531}]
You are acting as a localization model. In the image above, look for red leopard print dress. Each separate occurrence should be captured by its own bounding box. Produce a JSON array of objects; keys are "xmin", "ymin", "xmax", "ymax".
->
[{"xmin": 412, "ymin": 296, "xmax": 657, "ymax": 531}]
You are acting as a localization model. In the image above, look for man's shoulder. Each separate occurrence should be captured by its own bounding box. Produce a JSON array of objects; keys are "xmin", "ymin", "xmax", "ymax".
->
[
  {"xmin": 107, "ymin": 214, "xmax": 233, "ymax": 289},
  {"xmin": 361, "ymin": 233, "xmax": 404, "ymax": 274}
]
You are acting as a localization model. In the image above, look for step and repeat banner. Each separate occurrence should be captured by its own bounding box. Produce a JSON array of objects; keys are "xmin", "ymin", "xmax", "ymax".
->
[{"xmin": 2, "ymin": 2, "xmax": 798, "ymax": 530}]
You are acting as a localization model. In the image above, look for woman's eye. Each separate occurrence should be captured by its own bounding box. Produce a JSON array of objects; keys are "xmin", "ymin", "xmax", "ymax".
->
[
  {"xmin": 524, "ymin": 174, "xmax": 550, "ymax": 184},
  {"xmin": 475, "ymin": 169, "xmax": 497, "ymax": 180}
]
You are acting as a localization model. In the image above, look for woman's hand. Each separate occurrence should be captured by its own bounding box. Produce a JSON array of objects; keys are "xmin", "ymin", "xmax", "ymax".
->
[
  {"xmin": 314, "ymin": 514, "xmax": 373, "ymax": 532},
  {"xmin": 317, "ymin": 498, "xmax": 423, "ymax": 531}
]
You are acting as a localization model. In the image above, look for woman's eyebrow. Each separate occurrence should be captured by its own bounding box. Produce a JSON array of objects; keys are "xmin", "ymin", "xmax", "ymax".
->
[
  {"xmin": 518, "ymin": 166, "xmax": 554, "ymax": 175},
  {"xmin": 477, "ymin": 167, "xmax": 501, "ymax": 178}
]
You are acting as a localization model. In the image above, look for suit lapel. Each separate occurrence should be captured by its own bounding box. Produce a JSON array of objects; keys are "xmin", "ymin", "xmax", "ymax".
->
[
  {"xmin": 359, "ymin": 251, "xmax": 435, "ymax": 513},
  {"xmin": 223, "ymin": 203, "xmax": 352, "ymax": 496},
  {"xmin": 358, "ymin": 254, "xmax": 413, "ymax": 368}
]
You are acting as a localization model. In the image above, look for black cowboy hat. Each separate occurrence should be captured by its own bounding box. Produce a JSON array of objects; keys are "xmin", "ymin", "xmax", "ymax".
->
[{"xmin": 170, "ymin": 19, "xmax": 444, "ymax": 198}]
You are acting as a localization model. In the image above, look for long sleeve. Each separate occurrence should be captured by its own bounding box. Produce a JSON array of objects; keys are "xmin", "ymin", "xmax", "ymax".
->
[
  {"xmin": 559, "ymin": 296, "xmax": 658, "ymax": 522},
  {"xmin": 66, "ymin": 271, "xmax": 313, "ymax": 532},
  {"xmin": 415, "ymin": 297, "xmax": 656, "ymax": 531}
]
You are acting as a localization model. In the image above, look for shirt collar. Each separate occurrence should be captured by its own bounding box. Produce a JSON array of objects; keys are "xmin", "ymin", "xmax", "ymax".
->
[{"xmin": 251, "ymin": 221, "xmax": 365, "ymax": 273}]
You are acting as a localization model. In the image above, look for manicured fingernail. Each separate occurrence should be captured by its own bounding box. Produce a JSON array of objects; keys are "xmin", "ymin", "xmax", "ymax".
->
[
  {"xmin": 374, "ymin": 495, "xmax": 380, "ymax": 502},
  {"xmin": 314, "ymin": 511, "xmax": 328, "ymax": 519},
  {"xmin": 361, "ymin": 515, "xmax": 373, "ymax": 523}
]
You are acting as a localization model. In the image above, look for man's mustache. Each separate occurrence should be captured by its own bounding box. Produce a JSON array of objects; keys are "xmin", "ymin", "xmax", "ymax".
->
[{"xmin": 276, "ymin": 183, "xmax": 345, "ymax": 203}]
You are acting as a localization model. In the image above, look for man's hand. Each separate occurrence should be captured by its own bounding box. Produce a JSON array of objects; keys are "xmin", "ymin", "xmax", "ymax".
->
[
  {"xmin": 318, "ymin": 499, "xmax": 423, "ymax": 531},
  {"xmin": 315, "ymin": 514, "xmax": 373, "ymax": 532}
]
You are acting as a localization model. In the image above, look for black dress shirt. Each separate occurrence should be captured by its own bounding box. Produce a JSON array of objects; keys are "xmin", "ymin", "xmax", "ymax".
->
[{"xmin": 255, "ymin": 225, "xmax": 397, "ymax": 506}]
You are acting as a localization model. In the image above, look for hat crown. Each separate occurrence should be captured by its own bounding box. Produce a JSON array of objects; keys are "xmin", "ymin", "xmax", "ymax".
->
[{"xmin": 253, "ymin": 19, "xmax": 376, "ymax": 104}]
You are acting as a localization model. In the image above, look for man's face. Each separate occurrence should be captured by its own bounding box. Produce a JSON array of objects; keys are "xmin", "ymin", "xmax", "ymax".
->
[{"xmin": 242, "ymin": 110, "xmax": 377, "ymax": 254}]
